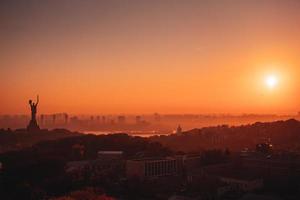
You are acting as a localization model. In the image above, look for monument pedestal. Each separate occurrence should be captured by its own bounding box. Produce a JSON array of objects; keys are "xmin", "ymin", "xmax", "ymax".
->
[{"xmin": 27, "ymin": 119, "xmax": 40, "ymax": 132}]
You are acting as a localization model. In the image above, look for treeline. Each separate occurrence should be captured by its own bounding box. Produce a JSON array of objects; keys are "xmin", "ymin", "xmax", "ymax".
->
[
  {"xmin": 0, "ymin": 128, "xmax": 80, "ymax": 153},
  {"xmin": 150, "ymin": 119, "xmax": 300, "ymax": 152},
  {"xmin": 0, "ymin": 133, "xmax": 173, "ymax": 199}
]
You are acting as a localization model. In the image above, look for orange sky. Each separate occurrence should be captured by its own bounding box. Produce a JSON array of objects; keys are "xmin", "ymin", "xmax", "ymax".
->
[{"xmin": 1, "ymin": 0, "xmax": 300, "ymax": 115}]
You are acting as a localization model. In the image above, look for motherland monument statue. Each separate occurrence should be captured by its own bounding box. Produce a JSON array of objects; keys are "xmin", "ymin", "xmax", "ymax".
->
[{"xmin": 27, "ymin": 95, "xmax": 40, "ymax": 132}]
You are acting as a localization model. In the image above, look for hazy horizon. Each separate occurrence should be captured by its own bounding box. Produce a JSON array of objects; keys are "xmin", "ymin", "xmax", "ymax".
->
[{"xmin": 1, "ymin": 111, "xmax": 299, "ymax": 116}]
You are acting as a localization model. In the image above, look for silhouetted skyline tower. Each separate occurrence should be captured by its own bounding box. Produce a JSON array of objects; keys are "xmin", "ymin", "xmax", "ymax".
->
[
  {"xmin": 154, "ymin": 113, "xmax": 161, "ymax": 122},
  {"xmin": 52, "ymin": 114, "xmax": 56, "ymax": 125},
  {"xmin": 64, "ymin": 113, "xmax": 68, "ymax": 124},
  {"xmin": 118, "ymin": 116, "xmax": 126, "ymax": 124},
  {"xmin": 136, "ymin": 116, "xmax": 142, "ymax": 124},
  {"xmin": 40, "ymin": 114, "xmax": 44, "ymax": 125}
]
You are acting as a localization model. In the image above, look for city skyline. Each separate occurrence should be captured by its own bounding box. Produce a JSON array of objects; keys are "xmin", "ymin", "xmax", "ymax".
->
[{"xmin": 1, "ymin": 2, "xmax": 300, "ymax": 199}]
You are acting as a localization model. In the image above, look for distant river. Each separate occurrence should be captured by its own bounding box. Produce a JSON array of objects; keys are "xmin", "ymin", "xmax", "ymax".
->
[{"xmin": 83, "ymin": 130, "xmax": 171, "ymax": 137}]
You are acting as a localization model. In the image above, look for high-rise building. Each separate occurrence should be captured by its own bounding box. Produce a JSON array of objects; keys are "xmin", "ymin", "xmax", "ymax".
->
[
  {"xmin": 154, "ymin": 113, "xmax": 161, "ymax": 122},
  {"xmin": 64, "ymin": 113, "xmax": 69, "ymax": 124},
  {"xmin": 117, "ymin": 116, "xmax": 126, "ymax": 124},
  {"xmin": 102, "ymin": 116, "xmax": 106, "ymax": 124},
  {"xmin": 40, "ymin": 114, "xmax": 44, "ymax": 125},
  {"xmin": 52, "ymin": 114, "xmax": 56, "ymax": 125},
  {"xmin": 136, "ymin": 116, "xmax": 142, "ymax": 124}
]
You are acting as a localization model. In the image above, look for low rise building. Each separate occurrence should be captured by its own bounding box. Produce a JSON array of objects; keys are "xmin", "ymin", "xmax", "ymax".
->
[
  {"xmin": 66, "ymin": 151, "xmax": 125, "ymax": 181},
  {"xmin": 220, "ymin": 176, "xmax": 263, "ymax": 193},
  {"xmin": 201, "ymin": 162, "xmax": 264, "ymax": 196},
  {"xmin": 126, "ymin": 156, "xmax": 184, "ymax": 179},
  {"xmin": 240, "ymin": 154, "xmax": 300, "ymax": 177}
]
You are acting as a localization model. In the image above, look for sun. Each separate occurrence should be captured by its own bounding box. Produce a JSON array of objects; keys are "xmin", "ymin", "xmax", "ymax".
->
[{"xmin": 265, "ymin": 75, "xmax": 278, "ymax": 89}]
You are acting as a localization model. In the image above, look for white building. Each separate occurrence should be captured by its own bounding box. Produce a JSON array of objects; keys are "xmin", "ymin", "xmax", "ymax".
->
[{"xmin": 126, "ymin": 156, "xmax": 184, "ymax": 179}]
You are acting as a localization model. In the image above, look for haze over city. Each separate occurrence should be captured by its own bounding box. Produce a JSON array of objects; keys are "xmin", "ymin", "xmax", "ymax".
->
[
  {"xmin": 1, "ymin": 0, "xmax": 300, "ymax": 115},
  {"xmin": 1, "ymin": 1, "xmax": 300, "ymax": 200}
]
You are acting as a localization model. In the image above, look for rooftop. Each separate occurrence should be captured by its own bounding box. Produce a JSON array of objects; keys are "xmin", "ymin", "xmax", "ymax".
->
[
  {"xmin": 128, "ymin": 156, "xmax": 181, "ymax": 162},
  {"xmin": 98, "ymin": 151, "xmax": 123, "ymax": 155}
]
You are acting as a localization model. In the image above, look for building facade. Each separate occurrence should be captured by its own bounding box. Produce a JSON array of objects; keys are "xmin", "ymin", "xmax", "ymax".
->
[{"xmin": 126, "ymin": 156, "xmax": 184, "ymax": 179}]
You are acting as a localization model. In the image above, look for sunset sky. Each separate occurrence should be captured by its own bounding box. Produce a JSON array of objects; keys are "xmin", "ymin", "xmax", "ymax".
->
[{"xmin": 1, "ymin": 0, "xmax": 300, "ymax": 115}]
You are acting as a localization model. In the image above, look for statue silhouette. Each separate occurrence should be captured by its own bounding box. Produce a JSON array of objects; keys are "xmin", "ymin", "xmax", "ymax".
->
[
  {"xmin": 27, "ymin": 95, "xmax": 40, "ymax": 132},
  {"xmin": 29, "ymin": 95, "xmax": 39, "ymax": 121}
]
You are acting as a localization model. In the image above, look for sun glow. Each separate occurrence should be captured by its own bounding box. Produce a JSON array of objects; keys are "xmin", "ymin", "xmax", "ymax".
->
[{"xmin": 265, "ymin": 75, "xmax": 278, "ymax": 89}]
